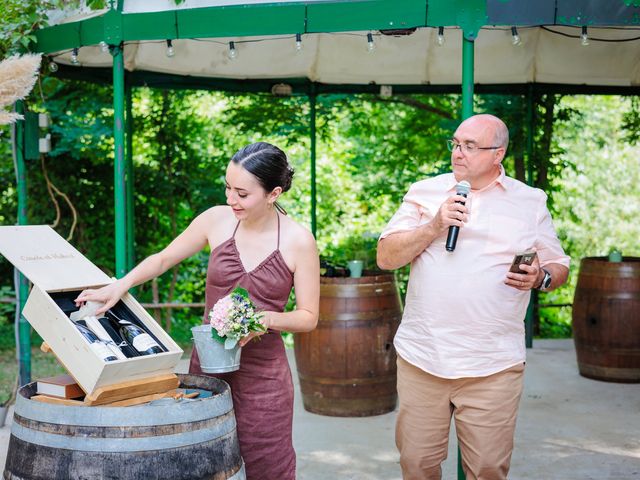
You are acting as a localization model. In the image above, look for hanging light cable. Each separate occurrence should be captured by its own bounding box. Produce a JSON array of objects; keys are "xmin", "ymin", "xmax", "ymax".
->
[
  {"xmin": 366, "ymin": 32, "xmax": 375, "ymax": 53},
  {"xmin": 436, "ymin": 26, "xmax": 445, "ymax": 47},
  {"xmin": 70, "ymin": 48, "xmax": 79, "ymax": 65},
  {"xmin": 295, "ymin": 33, "xmax": 302, "ymax": 52},
  {"xmin": 166, "ymin": 39, "xmax": 175, "ymax": 58},
  {"xmin": 581, "ymin": 26, "xmax": 589, "ymax": 46},
  {"xmin": 511, "ymin": 26, "xmax": 522, "ymax": 46},
  {"xmin": 228, "ymin": 41, "xmax": 238, "ymax": 60}
]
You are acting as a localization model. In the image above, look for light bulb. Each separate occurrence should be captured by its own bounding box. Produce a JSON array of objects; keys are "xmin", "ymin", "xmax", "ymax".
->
[
  {"xmin": 70, "ymin": 48, "xmax": 79, "ymax": 65},
  {"xmin": 436, "ymin": 26, "xmax": 445, "ymax": 47},
  {"xmin": 511, "ymin": 27, "xmax": 521, "ymax": 46},
  {"xmin": 99, "ymin": 41, "xmax": 109, "ymax": 53},
  {"xmin": 295, "ymin": 33, "xmax": 302, "ymax": 52},
  {"xmin": 166, "ymin": 39, "xmax": 175, "ymax": 58},
  {"xmin": 228, "ymin": 41, "xmax": 237, "ymax": 60},
  {"xmin": 48, "ymin": 60, "xmax": 58, "ymax": 73},
  {"xmin": 367, "ymin": 33, "xmax": 375, "ymax": 53},
  {"xmin": 581, "ymin": 26, "xmax": 589, "ymax": 46}
]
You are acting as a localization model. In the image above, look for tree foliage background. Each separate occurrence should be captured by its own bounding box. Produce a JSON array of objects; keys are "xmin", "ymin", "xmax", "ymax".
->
[{"xmin": 1, "ymin": 3, "xmax": 639, "ymax": 347}]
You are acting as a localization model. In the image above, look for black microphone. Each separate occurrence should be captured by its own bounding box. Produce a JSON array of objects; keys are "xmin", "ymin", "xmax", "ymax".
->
[{"xmin": 445, "ymin": 180, "xmax": 471, "ymax": 252}]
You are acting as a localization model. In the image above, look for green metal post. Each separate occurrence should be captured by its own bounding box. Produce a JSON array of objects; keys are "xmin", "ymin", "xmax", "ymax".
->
[
  {"xmin": 458, "ymin": 30, "xmax": 477, "ymax": 480},
  {"xmin": 461, "ymin": 34, "xmax": 475, "ymax": 120},
  {"xmin": 14, "ymin": 101, "xmax": 31, "ymax": 385},
  {"xmin": 525, "ymin": 85, "xmax": 535, "ymax": 348},
  {"xmin": 125, "ymin": 82, "xmax": 135, "ymax": 273},
  {"xmin": 309, "ymin": 84, "xmax": 317, "ymax": 238},
  {"xmin": 113, "ymin": 45, "xmax": 127, "ymax": 278}
]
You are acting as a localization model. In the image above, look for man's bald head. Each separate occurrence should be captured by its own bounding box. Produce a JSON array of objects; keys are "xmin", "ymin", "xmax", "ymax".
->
[{"xmin": 459, "ymin": 114, "xmax": 509, "ymax": 152}]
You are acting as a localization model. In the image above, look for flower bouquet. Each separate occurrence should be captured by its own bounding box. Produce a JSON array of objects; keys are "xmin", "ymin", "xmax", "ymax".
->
[
  {"xmin": 192, "ymin": 287, "xmax": 266, "ymax": 373},
  {"xmin": 209, "ymin": 287, "xmax": 266, "ymax": 349}
]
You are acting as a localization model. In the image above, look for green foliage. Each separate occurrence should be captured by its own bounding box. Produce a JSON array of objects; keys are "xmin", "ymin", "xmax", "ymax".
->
[
  {"xmin": 0, "ymin": 0, "xmax": 61, "ymax": 56},
  {"xmin": 2, "ymin": 66, "xmax": 640, "ymax": 349},
  {"xmin": 621, "ymin": 96, "xmax": 640, "ymax": 145}
]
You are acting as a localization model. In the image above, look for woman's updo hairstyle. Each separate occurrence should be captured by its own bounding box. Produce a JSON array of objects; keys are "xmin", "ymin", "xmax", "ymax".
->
[{"xmin": 231, "ymin": 142, "xmax": 294, "ymax": 194}]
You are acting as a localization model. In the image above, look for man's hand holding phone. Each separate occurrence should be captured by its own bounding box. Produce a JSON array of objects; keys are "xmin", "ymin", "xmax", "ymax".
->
[{"xmin": 505, "ymin": 250, "xmax": 541, "ymax": 291}]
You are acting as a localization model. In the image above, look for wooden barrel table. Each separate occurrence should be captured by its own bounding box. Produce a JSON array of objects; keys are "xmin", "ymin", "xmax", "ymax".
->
[
  {"xmin": 572, "ymin": 257, "xmax": 640, "ymax": 383},
  {"xmin": 294, "ymin": 273, "xmax": 402, "ymax": 416},
  {"xmin": 3, "ymin": 374, "xmax": 245, "ymax": 480}
]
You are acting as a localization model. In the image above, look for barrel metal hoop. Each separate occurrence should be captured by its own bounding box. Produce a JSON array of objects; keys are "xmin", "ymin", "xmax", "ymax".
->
[
  {"xmin": 229, "ymin": 462, "xmax": 246, "ymax": 480},
  {"xmin": 14, "ymin": 391, "xmax": 234, "ymax": 427},
  {"xmin": 12, "ymin": 410, "xmax": 235, "ymax": 438},
  {"xmin": 10, "ymin": 418, "xmax": 238, "ymax": 452},
  {"xmin": 320, "ymin": 283, "xmax": 397, "ymax": 298},
  {"xmin": 574, "ymin": 290, "xmax": 640, "ymax": 300},
  {"xmin": 576, "ymin": 344, "xmax": 640, "ymax": 356},
  {"xmin": 579, "ymin": 363, "xmax": 640, "ymax": 380},
  {"xmin": 297, "ymin": 372, "xmax": 397, "ymax": 386},
  {"xmin": 319, "ymin": 309, "xmax": 402, "ymax": 322}
]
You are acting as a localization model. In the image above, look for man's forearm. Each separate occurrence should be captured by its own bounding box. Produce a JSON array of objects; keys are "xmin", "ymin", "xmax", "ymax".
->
[
  {"xmin": 541, "ymin": 263, "xmax": 569, "ymax": 291},
  {"xmin": 377, "ymin": 222, "xmax": 440, "ymax": 270}
]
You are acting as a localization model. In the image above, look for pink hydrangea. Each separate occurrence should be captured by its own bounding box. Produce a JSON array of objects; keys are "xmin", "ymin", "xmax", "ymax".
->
[{"xmin": 209, "ymin": 295, "xmax": 234, "ymax": 337}]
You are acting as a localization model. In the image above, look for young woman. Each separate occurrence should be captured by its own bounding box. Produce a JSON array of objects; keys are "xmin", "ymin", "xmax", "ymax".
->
[{"xmin": 76, "ymin": 142, "xmax": 320, "ymax": 480}]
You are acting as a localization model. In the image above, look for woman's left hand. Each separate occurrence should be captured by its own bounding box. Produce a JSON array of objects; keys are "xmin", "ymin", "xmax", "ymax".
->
[{"xmin": 239, "ymin": 312, "xmax": 272, "ymax": 347}]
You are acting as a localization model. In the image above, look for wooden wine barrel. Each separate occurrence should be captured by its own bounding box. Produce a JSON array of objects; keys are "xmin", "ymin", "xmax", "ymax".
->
[
  {"xmin": 572, "ymin": 257, "xmax": 640, "ymax": 383},
  {"xmin": 294, "ymin": 273, "xmax": 402, "ymax": 416},
  {"xmin": 3, "ymin": 374, "xmax": 245, "ymax": 480}
]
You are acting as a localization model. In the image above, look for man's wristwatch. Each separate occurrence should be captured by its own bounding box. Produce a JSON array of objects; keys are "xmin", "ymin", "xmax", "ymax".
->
[{"xmin": 537, "ymin": 268, "xmax": 552, "ymax": 291}]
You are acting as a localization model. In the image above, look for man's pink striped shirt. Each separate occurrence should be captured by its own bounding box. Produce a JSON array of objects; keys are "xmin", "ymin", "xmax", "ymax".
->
[{"xmin": 380, "ymin": 168, "xmax": 570, "ymax": 378}]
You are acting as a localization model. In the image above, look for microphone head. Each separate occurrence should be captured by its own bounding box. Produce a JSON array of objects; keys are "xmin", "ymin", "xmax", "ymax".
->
[{"xmin": 456, "ymin": 180, "xmax": 471, "ymax": 196}]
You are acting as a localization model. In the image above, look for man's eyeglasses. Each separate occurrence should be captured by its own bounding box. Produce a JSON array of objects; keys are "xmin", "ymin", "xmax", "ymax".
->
[{"xmin": 446, "ymin": 139, "xmax": 501, "ymax": 154}]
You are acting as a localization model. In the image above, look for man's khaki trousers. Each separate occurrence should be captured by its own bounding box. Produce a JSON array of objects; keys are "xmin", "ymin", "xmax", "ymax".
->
[{"xmin": 396, "ymin": 356, "xmax": 524, "ymax": 480}]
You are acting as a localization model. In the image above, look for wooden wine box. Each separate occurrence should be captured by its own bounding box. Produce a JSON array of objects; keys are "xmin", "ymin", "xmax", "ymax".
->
[{"xmin": 0, "ymin": 225, "xmax": 183, "ymax": 398}]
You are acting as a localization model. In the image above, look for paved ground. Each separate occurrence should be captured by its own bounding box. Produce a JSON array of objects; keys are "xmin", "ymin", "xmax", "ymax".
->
[{"xmin": 1, "ymin": 339, "xmax": 639, "ymax": 479}]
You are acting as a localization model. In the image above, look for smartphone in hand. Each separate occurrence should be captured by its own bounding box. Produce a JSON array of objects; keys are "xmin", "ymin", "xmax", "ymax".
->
[{"xmin": 509, "ymin": 251, "xmax": 537, "ymax": 273}]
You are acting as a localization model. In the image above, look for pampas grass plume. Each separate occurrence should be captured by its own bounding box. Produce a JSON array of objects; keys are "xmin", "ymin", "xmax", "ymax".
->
[{"xmin": 0, "ymin": 53, "xmax": 42, "ymax": 125}]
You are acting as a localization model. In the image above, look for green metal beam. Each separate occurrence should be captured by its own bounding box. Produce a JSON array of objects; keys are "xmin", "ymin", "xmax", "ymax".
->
[
  {"xmin": 428, "ymin": 0, "xmax": 486, "ymax": 34},
  {"xmin": 177, "ymin": 5, "xmax": 305, "ymax": 38},
  {"xmin": 309, "ymin": 85, "xmax": 317, "ymax": 238},
  {"xmin": 525, "ymin": 84, "xmax": 535, "ymax": 349},
  {"xmin": 125, "ymin": 82, "xmax": 135, "ymax": 273},
  {"xmin": 113, "ymin": 45, "xmax": 127, "ymax": 279},
  {"xmin": 461, "ymin": 34, "xmax": 475, "ymax": 119},
  {"xmin": 123, "ymin": 11, "xmax": 176, "ymax": 41},
  {"xmin": 33, "ymin": 0, "xmax": 640, "ymax": 54},
  {"xmin": 459, "ymin": 21, "xmax": 477, "ymax": 480},
  {"xmin": 14, "ymin": 101, "xmax": 31, "ymax": 386},
  {"xmin": 307, "ymin": 0, "xmax": 426, "ymax": 32}
]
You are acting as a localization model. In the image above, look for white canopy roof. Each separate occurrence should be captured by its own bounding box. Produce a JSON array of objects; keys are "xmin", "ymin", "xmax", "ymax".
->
[
  {"xmin": 43, "ymin": 1, "xmax": 640, "ymax": 88},
  {"xmin": 49, "ymin": 26, "xmax": 640, "ymax": 87}
]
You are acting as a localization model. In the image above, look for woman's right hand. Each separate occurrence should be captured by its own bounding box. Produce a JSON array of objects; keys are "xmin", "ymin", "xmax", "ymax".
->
[{"xmin": 75, "ymin": 280, "xmax": 130, "ymax": 316}]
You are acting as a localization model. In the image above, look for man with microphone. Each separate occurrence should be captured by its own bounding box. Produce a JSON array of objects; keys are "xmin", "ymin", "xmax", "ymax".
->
[{"xmin": 377, "ymin": 114, "xmax": 569, "ymax": 480}]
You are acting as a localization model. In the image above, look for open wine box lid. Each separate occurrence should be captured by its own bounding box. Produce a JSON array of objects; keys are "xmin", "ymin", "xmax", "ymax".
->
[{"xmin": 0, "ymin": 225, "xmax": 183, "ymax": 404}]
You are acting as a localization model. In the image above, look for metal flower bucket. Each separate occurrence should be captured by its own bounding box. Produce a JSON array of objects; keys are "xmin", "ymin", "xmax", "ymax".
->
[{"xmin": 192, "ymin": 325, "xmax": 241, "ymax": 373}]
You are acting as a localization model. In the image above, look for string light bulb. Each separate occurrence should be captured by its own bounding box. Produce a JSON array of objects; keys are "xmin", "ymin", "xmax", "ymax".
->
[
  {"xmin": 228, "ymin": 41, "xmax": 238, "ymax": 60},
  {"xmin": 581, "ymin": 26, "xmax": 589, "ymax": 46},
  {"xmin": 166, "ymin": 39, "xmax": 175, "ymax": 58},
  {"xmin": 366, "ymin": 33, "xmax": 375, "ymax": 53},
  {"xmin": 295, "ymin": 33, "xmax": 302, "ymax": 52},
  {"xmin": 48, "ymin": 60, "xmax": 58, "ymax": 72},
  {"xmin": 436, "ymin": 26, "xmax": 445, "ymax": 47},
  {"xmin": 99, "ymin": 41, "xmax": 109, "ymax": 53},
  {"xmin": 70, "ymin": 48, "xmax": 79, "ymax": 65},
  {"xmin": 511, "ymin": 26, "xmax": 521, "ymax": 46}
]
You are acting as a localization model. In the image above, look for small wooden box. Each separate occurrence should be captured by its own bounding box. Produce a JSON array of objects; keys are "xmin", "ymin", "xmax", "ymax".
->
[{"xmin": 0, "ymin": 225, "xmax": 183, "ymax": 396}]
